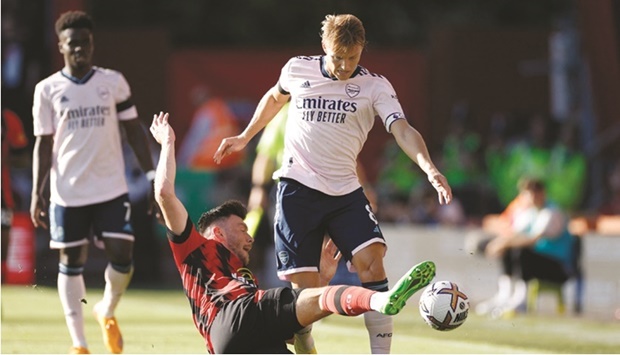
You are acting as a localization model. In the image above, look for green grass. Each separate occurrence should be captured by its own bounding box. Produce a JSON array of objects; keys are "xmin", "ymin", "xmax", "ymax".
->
[{"xmin": 2, "ymin": 285, "xmax": 619, "ymax": 354}]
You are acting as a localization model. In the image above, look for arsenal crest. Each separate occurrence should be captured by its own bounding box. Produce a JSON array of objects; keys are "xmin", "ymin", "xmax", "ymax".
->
[
  {"xmin": 345, "ymin": 84, "xmax": 360, "ymax": 98},
  {"xmin": 97, "ymin": 86, "xmax": 110, "ymax": 100}
]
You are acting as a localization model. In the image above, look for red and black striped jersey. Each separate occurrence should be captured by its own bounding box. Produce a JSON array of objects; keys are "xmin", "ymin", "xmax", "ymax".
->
[{"xmin": 167, "ymin": 217, "xmax": 263, "ymax": 353}]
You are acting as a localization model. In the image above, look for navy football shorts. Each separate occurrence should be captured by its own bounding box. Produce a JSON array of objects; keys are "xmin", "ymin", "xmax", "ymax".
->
[
  {"xmin": 274, "ymin": 178, "xmax": 385, "ymax": 280},
  {"xmin": 49, "ymin": 193, "xmax": 134, "ymax": 249}
]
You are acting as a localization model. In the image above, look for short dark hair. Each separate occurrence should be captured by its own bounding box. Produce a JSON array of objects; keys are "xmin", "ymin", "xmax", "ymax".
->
[
  {"xmin": 197, "ymin": 200, "xmax": 247, "ymax": 234},
  {"xmin": 55, "ymin": 11, "xmax": 94, "ymax": 36}
]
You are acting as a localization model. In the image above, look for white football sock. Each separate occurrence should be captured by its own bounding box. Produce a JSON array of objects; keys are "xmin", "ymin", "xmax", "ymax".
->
[
  {"xmin": 369, "ymin": 291, "xmax": 389, "ymax": 312},
  {"xmin": 505, "ymin": 279, "xmax": 527, "ymax": 311},
  {"xmin": 58, "ymin": 273, "xmax": 88, "ymax": 348},
  {"xmin": 96, "ymin": 263, "xmax": 133, "ymax": 318},
  {"xmin": 364, "ymin": 311, "xmax": 393, "ymax": 354},
  {"xmin": 497, "ymin": 274, "xmax": 513, "ymax": 301}
]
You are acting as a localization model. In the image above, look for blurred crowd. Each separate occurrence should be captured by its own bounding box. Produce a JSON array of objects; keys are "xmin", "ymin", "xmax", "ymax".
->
[
  {"xmin": 2, "ymin": 2, "xmax": 619, "ymax": 294},
  {"xmin": 375, "ymin": 100, "xmax": 620, "ymax": 226}
]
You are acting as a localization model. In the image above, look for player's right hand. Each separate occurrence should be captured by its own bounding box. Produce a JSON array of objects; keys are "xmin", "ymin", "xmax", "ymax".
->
[{"xmin": 30, "ymin": 196, "xmax": 48, "ymax": 229}]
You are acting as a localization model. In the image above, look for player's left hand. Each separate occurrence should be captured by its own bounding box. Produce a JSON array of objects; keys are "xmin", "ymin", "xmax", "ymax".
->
[{"xmin": 428, "ymin": 173, "xmax": 452, "ymax": 205}]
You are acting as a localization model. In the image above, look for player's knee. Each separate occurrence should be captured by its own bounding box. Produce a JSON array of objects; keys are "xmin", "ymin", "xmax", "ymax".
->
[
  {"xmin": 353, "ymin": 256, "xmax": 386, "ymax": 282},
  {"xmin": 351, "ymin": 244, "xmax": 386, "ymax": 278},
  {"xmin": 59, "ymin": 245, "xmax": 88, "ymax": 266},
  {"xmin": 110, "ymin": 261, "xmax": 133, "ymax": 274}
]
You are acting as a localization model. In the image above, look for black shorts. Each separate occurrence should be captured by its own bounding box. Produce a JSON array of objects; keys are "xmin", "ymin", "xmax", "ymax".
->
[{"xmin": 210, "ymin": 287, "xmax": 303, "ymax": 354}]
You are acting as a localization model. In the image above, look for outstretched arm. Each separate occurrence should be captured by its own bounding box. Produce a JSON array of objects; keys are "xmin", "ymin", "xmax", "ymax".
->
[
  {"xmin": 213, "ymin": 86, "xmax": 289, "ymax": 164},
  {"xmin": 391, "ymin": 119, "xmax": 452, "ymax": 205},
  {"xmin": 150, "ymin": 112, "xmax": 188, "ymax": 235}
]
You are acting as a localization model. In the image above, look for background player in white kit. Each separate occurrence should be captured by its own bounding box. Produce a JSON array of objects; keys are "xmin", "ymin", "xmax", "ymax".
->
[
  {"xmin": 214, "ymin": 14, "xmax": 452, "ymax": 354},
  {"xmin": 30, "ymin": 11, "xmax": 155, "ymax": 354}
]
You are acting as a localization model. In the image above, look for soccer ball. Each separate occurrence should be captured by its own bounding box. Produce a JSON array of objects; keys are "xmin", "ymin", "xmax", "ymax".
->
[{"xmin": 419, "ymin": 281, "xmax": 469, "ymax": 331}]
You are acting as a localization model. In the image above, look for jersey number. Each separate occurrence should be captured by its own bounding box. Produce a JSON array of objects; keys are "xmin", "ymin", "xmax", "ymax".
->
[{"xmin": 123, "ymin": 201, "xmax": 132, "ymax": 222}]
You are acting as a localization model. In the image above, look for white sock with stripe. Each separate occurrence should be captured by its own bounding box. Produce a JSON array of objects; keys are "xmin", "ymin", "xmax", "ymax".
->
[{"xmin": 58, "ymin": 272, "xmax": 88, "ymax": 348}]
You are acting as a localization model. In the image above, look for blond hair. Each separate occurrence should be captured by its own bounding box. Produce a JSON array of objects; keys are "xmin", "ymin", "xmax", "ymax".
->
[{"xmin": 320, "ymin": 14, "xmax": 366, "ymax": 53}]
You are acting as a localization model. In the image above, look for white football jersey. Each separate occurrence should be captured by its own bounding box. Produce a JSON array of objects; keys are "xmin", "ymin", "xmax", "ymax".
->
[
  {"xmin": 274, "ymin": 55, "xmax": 406, "ymax": 195},
  {"xmin": 32, "ymin": 66, "xmax": 138, "ymax": 207}
]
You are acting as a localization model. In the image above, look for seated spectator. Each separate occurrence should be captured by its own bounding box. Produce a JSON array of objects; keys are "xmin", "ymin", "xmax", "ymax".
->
[
  {"xmin": 466, "ymin": 186, "xmax": 529, "ymax": 316},
  {"xmin": 473, "ymin": 177, "xmax": 575, "ymax": 318}
]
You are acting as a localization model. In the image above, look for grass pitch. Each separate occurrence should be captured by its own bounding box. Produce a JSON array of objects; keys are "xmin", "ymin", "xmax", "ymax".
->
[{"xmin": 1, "ymin": 285, "xmax": 619, "ymax": 354}]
